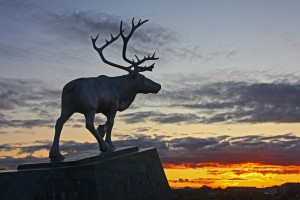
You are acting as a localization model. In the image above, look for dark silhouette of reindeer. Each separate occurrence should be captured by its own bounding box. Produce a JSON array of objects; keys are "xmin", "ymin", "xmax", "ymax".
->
[{"xmin": 49, "ymin": 18, "xmax": 161, "ymax": 160}]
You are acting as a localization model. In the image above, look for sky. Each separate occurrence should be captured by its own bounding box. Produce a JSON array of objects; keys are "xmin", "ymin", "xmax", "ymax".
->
[{"xmin": 1, "ymin": 0, "xmax": 300, "ymax": 188}]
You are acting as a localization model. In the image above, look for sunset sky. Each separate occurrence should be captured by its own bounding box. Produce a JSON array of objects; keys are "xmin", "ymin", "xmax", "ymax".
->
[{"xmin": 1, "ymin": 0, "xmax": 300, "ymax": 188}]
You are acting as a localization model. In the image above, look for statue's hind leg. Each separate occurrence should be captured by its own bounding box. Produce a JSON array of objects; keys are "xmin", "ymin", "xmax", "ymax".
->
[
  {"xmin": 104, "ymin": 107, "xmax": 117, "ymax": 149},
  {"xmin": 85, "ymin": 112, "xmax": 114, "ymax": 152},
  {"xmin": 49, "ymin": 111, "xmax": 73, "ymax": 160},
  {"xmin": 96, "ymin": 124, "xmax": 107, "ymax": 138}
]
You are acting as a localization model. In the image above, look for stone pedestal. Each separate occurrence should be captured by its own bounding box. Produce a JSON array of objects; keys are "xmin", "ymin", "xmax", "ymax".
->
[{"xmin": 0, "ymin": 147, "xmax": 172, "ymax": 200}]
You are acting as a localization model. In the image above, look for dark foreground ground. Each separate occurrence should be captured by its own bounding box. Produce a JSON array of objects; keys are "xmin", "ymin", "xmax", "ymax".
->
[{"xmin": 172, "ymin": 183, "xmax": 300, "ymax": 200}]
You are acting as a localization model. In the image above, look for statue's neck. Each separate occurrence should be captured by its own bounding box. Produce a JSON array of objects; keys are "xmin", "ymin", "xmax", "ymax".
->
[{"xmin": 111, "ymin": 75, "xmax": 137, "ymax": 111}]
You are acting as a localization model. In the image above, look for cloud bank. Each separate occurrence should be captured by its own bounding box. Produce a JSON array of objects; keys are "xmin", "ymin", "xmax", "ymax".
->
[
  {"xmin": 2, "ymin": 75, "xmax": 300, "ymax": 133},
  {"xmin": 131, "ymin": 80, "xmax": 300, "ymax": 124},
  {"xmin": 1, "ymin": 133, "xmax": 299, "ymax": 170}
]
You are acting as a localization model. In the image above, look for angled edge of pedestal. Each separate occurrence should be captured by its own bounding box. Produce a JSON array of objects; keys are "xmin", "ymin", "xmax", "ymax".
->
[{"xmin": 17, "ymin": 146, "xmax": 139, "ymax": 170}]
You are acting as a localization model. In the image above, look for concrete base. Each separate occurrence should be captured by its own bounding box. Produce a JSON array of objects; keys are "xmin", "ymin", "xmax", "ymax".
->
[{"xmin": 0, "ymin": 147, "xmax": 172, "ymax": 200}]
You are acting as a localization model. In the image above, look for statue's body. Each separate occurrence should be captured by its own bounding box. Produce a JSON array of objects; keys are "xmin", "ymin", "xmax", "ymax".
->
[{"xmin": 49, "ymin": 18, "xmax": 161, "ymax": 160}]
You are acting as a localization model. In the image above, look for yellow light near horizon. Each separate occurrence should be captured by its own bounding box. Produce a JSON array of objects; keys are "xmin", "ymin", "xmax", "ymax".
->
[{"xmin": 164, "ymin": 162, "xmax": 300, "ymax": 188}]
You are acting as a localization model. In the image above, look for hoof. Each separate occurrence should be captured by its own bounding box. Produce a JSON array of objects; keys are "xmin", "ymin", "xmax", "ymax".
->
[
  {"xmin": 100, "ymin": 142, "xmax": 115, "ymax": 153},
  {"xmin": 49, "ymin": 151, "xmax": 65, "ymax": 161},
  {"xmin": 105, "ymin": 140, "xmax": 116, "ymax": 150}
]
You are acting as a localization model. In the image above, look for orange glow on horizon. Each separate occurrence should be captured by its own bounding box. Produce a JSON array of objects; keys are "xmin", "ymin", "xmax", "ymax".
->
[{"xmin": 163, "ymin": 162, "xmax": 300, "ymax": 188}]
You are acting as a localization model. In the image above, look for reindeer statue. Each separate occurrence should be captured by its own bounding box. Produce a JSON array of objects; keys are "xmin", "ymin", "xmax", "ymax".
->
[{"xmin": 49, "ymin": 18, "xmax": 161, "ymax": 160}]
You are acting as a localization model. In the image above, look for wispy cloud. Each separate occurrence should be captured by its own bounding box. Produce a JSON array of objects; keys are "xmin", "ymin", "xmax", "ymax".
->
[
  {"xmin": 0, "ymin": 1, "xmax": 177, "ymax": 63},
  {"xmin": 0, "ymin": 0, "xmax": 225, "ymax": 66}
]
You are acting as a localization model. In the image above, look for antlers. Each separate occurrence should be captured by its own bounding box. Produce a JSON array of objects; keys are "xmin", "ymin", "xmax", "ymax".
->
[{"xmin": 91, "ymin": 18, "xmax": 159, "ymax": 75}]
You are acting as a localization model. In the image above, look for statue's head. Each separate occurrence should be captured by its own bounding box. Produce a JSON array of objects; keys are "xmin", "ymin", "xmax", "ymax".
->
[
  {"xmin": 91, "ymin": 18, "xmax": 161, "ymax": 93},
  {"xmin": 134, "ymin": 73, "xmax": 161, "ymax": 94}
]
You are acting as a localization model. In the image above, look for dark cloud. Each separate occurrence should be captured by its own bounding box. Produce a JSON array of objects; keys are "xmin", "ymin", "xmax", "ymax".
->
[
  {"xmin": 0, "ymin": 78, "xmax": 59, "ymax": 110},
  {"xmin": 199, "ymin": 82, "xmax": 300, "ymax": 123},
  {"xmin": 120, "ymin": 111, "xmax": 200, "ymax": 124},
  {"xmin": 207, "ymin": 166, "xmax": 300, "ymax": 176},
  {"xmin": 169, "ymin": 177, "xmax": 220, "ymax": 185},
  {"xmin": 134, "ymin": 80, "xmax": 300, "ymax": 124},
  {"xmin": 1, "ymin": 133, "xmax": 299, "ymax": 170},
  {"xmin": 0, "ymin": 156, "xmax": 41, "ymax": 170},
  {"xmin": 120, "ymin": 112, "xmax": 154, "ymax": 123},
  {"xmin": 133, "ymin": 127, "xmax": 154, "ymax": 133},
  {"xmin": 114, "ymin": 133, "xmax": 300, "ymax": 167},
  {"xmin": 163, "ymin": 133, "xmax": 300, "ymax": 167},
  {"xmin": 231, "ymin": 169, "xmax": 299, "ymax": 176},
  {"xmin": 72, "ymin": 124, "xmax": 83, "ymax": 128},
  {"xmin": 18, "ymin": 142, "xmax": 51, "ymax": 155},
  {"xmin": 0, "ymin": 118, "xmax": 54, "ymax": 129},
  {"xmin": 0, "ymin": 78, "xmax": 60, "ymax": 128},
  {"xmin": 0, "ymin": 143, "xmax": 15, "ymax": 151}
]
